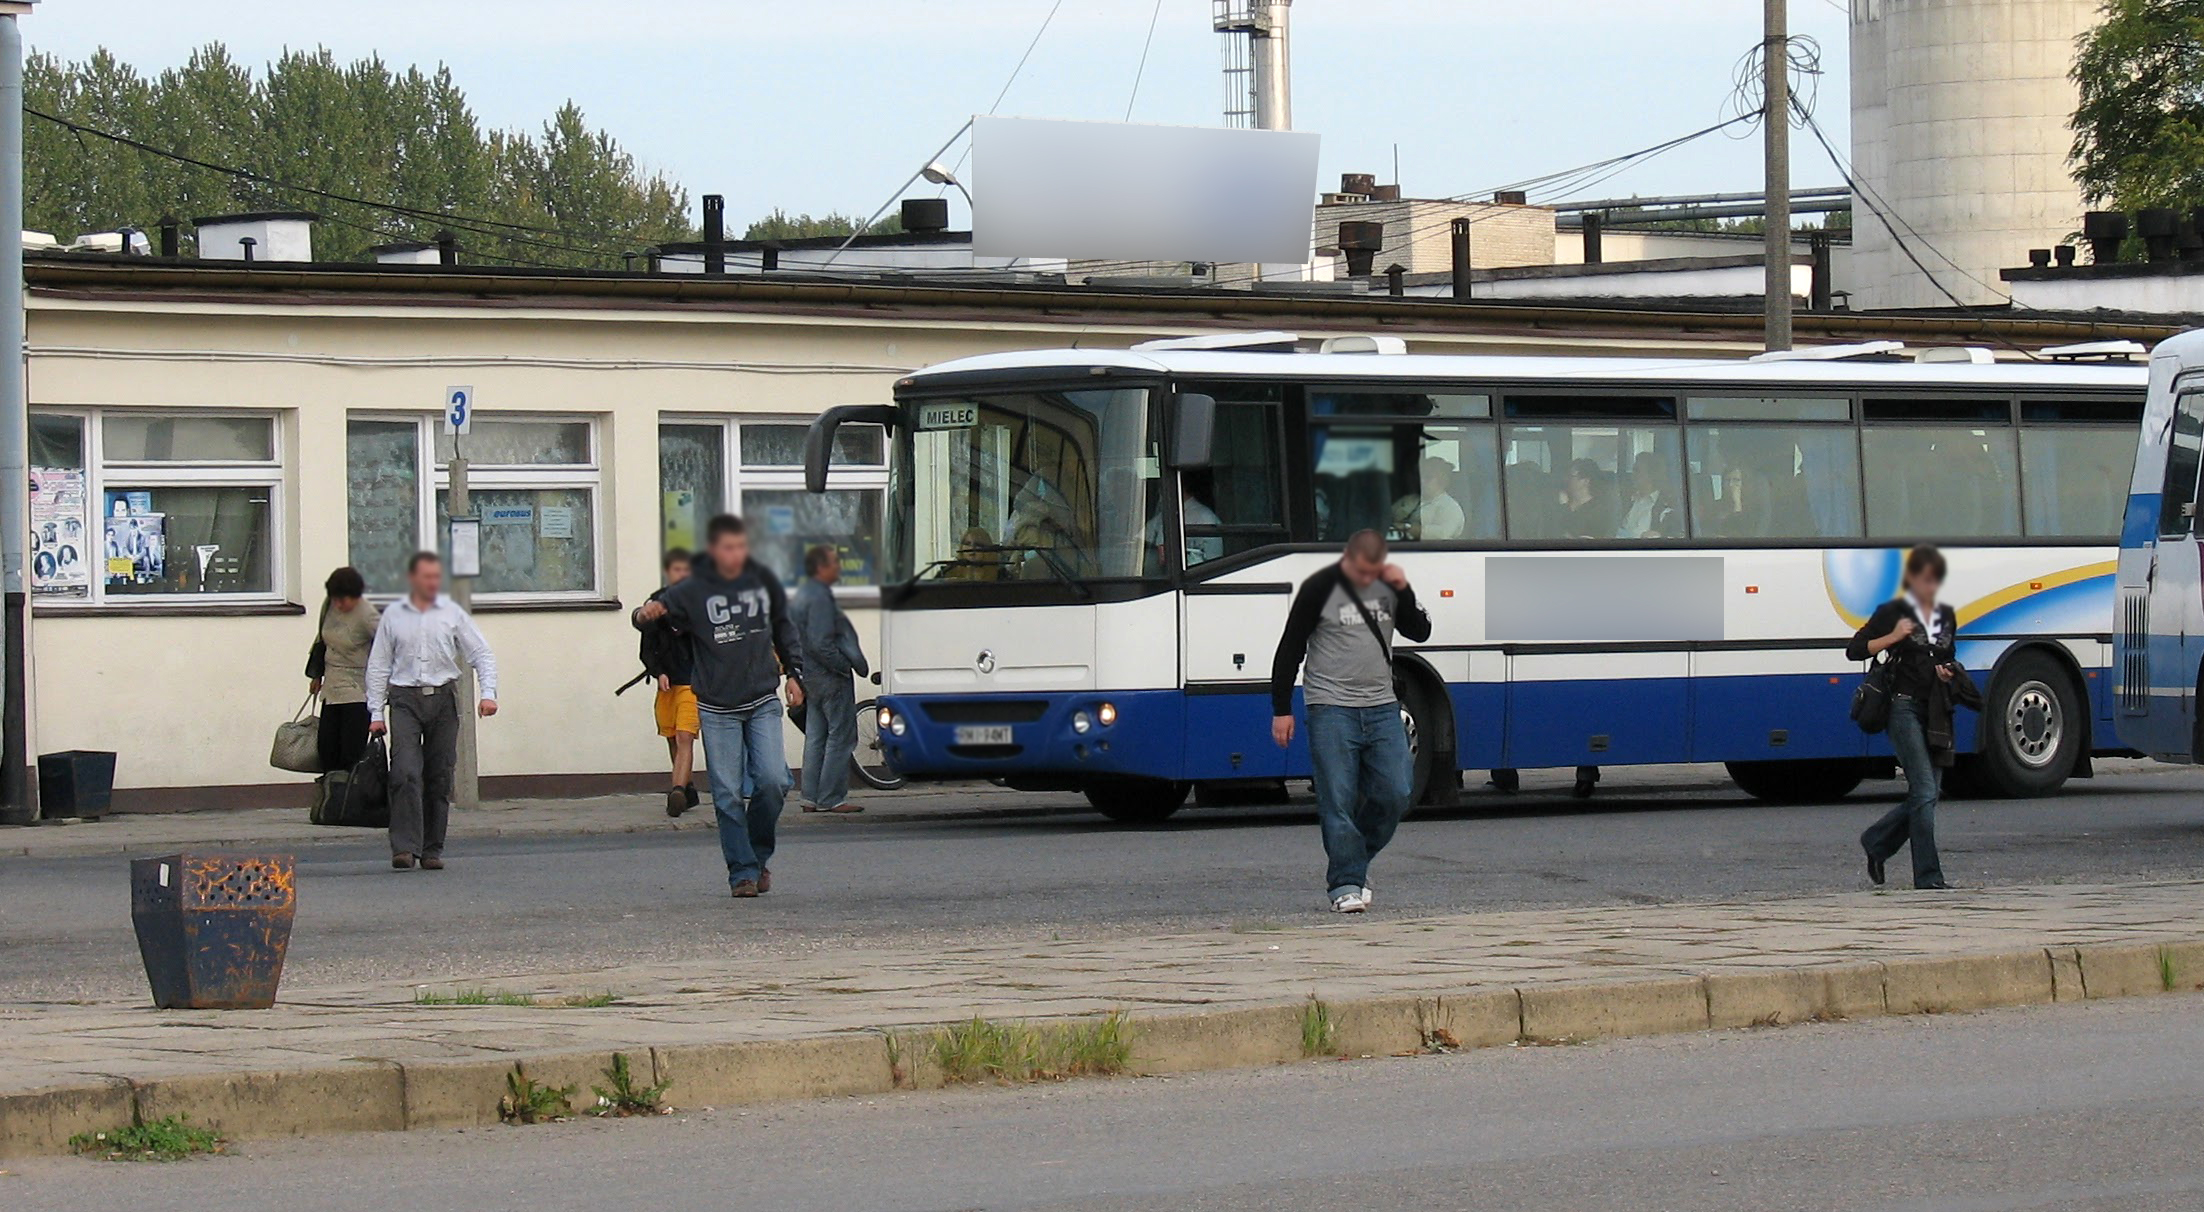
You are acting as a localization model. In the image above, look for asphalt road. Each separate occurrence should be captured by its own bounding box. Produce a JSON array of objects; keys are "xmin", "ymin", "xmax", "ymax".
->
[
  {"xmin": 8, "ymin": 762, "xmax": 2204, "ymax": 1002},
  {"xmin": 10, "ymin": 994, "xmax": 2203, "ymax": 1210}
]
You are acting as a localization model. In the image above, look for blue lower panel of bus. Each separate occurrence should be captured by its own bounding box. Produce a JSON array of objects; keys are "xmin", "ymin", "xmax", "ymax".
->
[{"xmin": 879, "ymin": 665, "xmax": 2092, "ymax": 782}]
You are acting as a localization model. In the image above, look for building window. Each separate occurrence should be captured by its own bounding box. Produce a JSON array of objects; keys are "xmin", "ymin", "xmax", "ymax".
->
[
  {"xmin": 658, "ymin": 418, "xmax": 887, "ymax": 590},
  {"xmin": 347, "ymin": 414, "xmax": 603, "ymax": 600},
  {"xmin": 29, "ymin": 409, "xmax": 282, "ymax": 605}
]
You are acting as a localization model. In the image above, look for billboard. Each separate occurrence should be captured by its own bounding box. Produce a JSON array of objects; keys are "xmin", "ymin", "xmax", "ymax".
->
[{"xmin": 970, "ymin": 116, "xmax": 1321, "ymax": 266}]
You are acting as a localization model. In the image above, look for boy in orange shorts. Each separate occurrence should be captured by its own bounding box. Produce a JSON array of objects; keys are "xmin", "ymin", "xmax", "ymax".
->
[{"xmin": 640, "ymin": 548, "xmax": 700, "ymax": 817}]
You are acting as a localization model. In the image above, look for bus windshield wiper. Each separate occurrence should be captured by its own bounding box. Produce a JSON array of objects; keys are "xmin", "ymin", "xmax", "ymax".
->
[{"xmin": 965, "ymin": 543, "xmax": 1095, "ymax": 600}]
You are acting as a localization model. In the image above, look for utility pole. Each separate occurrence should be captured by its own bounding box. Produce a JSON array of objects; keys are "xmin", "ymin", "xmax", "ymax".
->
[
  {"xmin": 0, "ymin": 2, "xmax": 38, "ymax": 826},
  {"xmin": 1763, "ymin": 0, "xmax": 1793, "ymax": 352},
  {"xmin": 443, "ymin": 388, "xmax": 479, "ymax": 811}
]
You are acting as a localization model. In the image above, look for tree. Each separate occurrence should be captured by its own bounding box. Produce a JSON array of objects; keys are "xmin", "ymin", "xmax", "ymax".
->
[
  {"xmin": 21, "ymin": 43, "xmax": 698, "ymax": 265},
  {"xmin": 2070, "ymin": 0, "xmax": 2204, "ymax": 209},
  {"xmin": 743, "ymin": 209, "xmax": 905, "ymax": 241}
]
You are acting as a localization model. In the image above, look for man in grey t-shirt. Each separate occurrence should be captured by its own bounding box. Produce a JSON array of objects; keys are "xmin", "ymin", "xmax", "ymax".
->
[{"xmin": 1269, "ymin": 531, "xmax": 1433, "ymax": 913}]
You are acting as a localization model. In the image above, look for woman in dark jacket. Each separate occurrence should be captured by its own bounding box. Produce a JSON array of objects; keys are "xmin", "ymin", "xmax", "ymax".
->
[{"xmin": 1845, "ymin": 545, "xmax": 1979, "ymax": 890}]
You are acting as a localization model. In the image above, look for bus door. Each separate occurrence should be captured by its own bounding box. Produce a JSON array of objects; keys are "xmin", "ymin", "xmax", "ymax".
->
[
  {"xmin": 1178, "ymin": 388, "xmax": 1294, "ymax": 780},
  {"xmin": 2136, "ymin": 383, "xmax": 2204, "ymax": 757}
]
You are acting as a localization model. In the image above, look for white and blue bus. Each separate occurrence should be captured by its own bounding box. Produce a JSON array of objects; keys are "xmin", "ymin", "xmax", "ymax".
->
[
  {"xmin": 810, "ymin": 337, "xmax": 2145, "ymax": 821},
  {"xmin": 2116, "ymin": 330, "xmax": 2204, "ymax": 761}
]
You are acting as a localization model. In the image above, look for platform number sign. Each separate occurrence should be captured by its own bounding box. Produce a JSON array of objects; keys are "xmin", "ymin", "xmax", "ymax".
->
[{"xmin": 444, "ymin": 385, "xmax": 474, "ymax": 435}]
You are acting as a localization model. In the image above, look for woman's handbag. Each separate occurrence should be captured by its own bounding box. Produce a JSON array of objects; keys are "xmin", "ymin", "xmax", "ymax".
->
[
  {"xmin": 270, "ymin": 694, "xmax": 322, "ymax": 773},
  {"xmin": 1850, "ymin": 655, "xmax": 1897, "ymax": 735}
]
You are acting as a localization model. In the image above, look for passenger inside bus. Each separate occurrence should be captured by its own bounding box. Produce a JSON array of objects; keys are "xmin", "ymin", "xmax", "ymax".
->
[
  {"xmin": 1504, "ymin": 462, "xmax": 1563, "ymax": 540},
  {"xmin": 1563, "ymin": 458, "xmax": 1618, "ymax": 538},
  {"xmin": 1616, "ymin": 453, "xmax": 1681, "ymax": 539},
  {"xmin": 1413, "ymin": 456, "xmax": 1467, "ymax": 540}
]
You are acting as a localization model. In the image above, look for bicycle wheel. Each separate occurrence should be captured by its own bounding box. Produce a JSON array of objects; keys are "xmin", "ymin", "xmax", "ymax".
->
[{"xmin": 852, "ymin": 698, "xmax": 905, "ymax": 790}]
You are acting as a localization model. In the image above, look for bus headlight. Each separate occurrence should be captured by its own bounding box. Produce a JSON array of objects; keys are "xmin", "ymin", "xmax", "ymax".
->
[
  {"xmin": 1072, "ymin": 711, "xmax": 1093, "ymax": 734},
  {"xmin": 1097, "ymin": 702, "xmax": 1117, "ymax": 727},
  {"xmin": 880, "ymin": 705, "xmax": 906, "ymax": 737}
]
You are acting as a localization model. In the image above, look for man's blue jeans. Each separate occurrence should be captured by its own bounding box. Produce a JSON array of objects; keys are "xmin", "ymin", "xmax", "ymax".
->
[
  {"xmin": 800, "ymin": 673, "xmax": 857, "ymax": 810},
  {"xmin": 699, "ymin": 701, "xmax": 790, "ymax": 887},
  {"xmin": 1307, "ymin": 702, "xmax": 1412, "ymax": 897},
  {"xmin": 1862, "ymin": 695, "xmax": 1944, "ymax": 888}
]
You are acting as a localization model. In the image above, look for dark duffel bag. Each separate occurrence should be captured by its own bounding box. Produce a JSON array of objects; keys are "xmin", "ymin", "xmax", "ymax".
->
[{"xmin": 312, "ymin": 737, "xmax": 391, "ymax": 828}]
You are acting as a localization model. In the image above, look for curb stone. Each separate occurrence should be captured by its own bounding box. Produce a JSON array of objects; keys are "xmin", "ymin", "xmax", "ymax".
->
[{"xmin": 6, "ymin": 941, "xmax": 2201, "ymax": 1158}]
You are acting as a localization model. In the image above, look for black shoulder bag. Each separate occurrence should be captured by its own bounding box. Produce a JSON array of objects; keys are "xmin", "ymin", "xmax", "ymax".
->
[
  {"xmin": 304, "ymin": 597, "xmax": 330, "ymax": 680},
  {"xmin": 1850, "ymin": 652, "xmax": 1897, "ymax": 734}
]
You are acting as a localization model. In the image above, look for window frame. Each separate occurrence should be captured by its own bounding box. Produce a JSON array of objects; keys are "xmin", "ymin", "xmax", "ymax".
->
[
  {"xmin": 31, "ymin": 406, "xmax": 286, "ymax": 609},
  {"xmin": 350, "ymin": 411, "xmax": 607, "ymax": 605},
  {"xmin": 662, "ymin": 414, "xmax": 891, "ymax": 601}
]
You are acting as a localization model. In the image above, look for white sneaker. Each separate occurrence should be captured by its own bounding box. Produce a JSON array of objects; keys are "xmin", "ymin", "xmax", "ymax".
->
[
  {"xmin": 1330, "ymin": 890, "xmax": 1367, "ymax": 914},
  {"xmin": 1361, "ymin": 886, "xmax": 1375, "ymax": 909}
]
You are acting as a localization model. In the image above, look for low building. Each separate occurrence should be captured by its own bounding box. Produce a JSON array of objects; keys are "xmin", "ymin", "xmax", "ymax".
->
[{"xmin": 18, "ymin": 248, "xmax": 2173, "ymax": 810}]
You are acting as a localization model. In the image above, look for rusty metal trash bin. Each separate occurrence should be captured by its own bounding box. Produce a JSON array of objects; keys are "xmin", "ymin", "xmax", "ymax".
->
[{"xmin": 130, "ymin": 853, "xmax": 297, "ymax": 1010}]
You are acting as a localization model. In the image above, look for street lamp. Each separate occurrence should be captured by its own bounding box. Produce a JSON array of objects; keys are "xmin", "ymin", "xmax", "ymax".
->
[
  {"xmin": 922, "ymin": 162, "xmax": 973, "ymax": 208},
  {"xmin": 0, "ymin": 0, "xmax": 36, "ymax": 826}
]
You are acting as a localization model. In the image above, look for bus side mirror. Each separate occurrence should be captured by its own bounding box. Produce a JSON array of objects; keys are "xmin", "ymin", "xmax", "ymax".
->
[
  {"xmin": 806, "ymin": 405, "xmax": 898, "ymax": 493},
  {"xmin": 1167, "ymin": 392, "xmax": 1216, "ymax": 470}
]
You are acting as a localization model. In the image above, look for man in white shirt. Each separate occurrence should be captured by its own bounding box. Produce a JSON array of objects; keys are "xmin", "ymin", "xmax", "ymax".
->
[
  {"xmin": 367, "ymin": 552, "xmax": 498, "ymax": 871},
  {"xmin": 1417, "ymin": 457, "xmax": 1467, "ymax": 541}
]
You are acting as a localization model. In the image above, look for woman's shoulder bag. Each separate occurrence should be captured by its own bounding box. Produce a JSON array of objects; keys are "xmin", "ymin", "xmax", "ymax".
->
[{"xmin": 1850, "ymin": 653, "xmax": 1897, "ymax": 734}]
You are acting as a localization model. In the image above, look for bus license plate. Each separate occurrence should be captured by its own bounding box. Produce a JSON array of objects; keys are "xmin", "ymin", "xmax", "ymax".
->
[{"xmin": 954, "ymin": 725, "xmax": 1014, "ymax": 745}]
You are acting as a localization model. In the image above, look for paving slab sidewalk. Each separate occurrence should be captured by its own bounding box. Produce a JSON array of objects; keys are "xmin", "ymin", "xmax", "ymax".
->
[
  {"xmin": 1, "ymin": 782, "xmax": 1072, "ymax": 860},
  {"xmin": 6, "ymin": 879, "xmax": 2204, "ymax": 1154}
]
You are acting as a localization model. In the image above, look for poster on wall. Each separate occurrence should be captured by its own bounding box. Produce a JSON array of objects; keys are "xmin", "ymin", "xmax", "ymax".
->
[
  {"xmin": 28, "ymin": 466, "xmax": 87, "ymax": 594},
  {"xmin": 103, "ymin": 492, "xmax": 166, "ymax": 588}
]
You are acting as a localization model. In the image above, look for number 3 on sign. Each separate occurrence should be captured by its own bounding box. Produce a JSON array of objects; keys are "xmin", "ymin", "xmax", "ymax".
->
[{"xmin": 444, "ymin": 386, "xmax": 474, "ymax": 435}]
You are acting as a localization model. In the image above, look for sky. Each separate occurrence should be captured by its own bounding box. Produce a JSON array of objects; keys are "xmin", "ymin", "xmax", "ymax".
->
[{"xmin": 25, "ymin": 0, "xmax": 1856, "ymax": 231}]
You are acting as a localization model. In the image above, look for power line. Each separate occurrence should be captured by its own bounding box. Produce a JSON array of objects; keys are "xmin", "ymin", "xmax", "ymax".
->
[
  {"xmin": 1125, "ymin": 0, "xmax": 1167, "ymax": 122},
  {"xmin": 1797, "ymin": 108, "xmax": 2040, "ymax": 358},
  {"xmin": 943, "ymin": 0, "xmax": 1069, "ymax": 186}
]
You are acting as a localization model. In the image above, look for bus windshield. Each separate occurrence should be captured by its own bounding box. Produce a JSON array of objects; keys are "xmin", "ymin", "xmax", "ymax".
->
[{"xmin": 890, "ymin": 386, "xmax": 1160, "ymax": 585}]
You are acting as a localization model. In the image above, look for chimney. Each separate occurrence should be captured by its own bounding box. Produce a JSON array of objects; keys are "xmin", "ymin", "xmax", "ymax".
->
[
  {"xmin": 1370, "ymin": 183, "xmax": 1401, "ymax": 202},
  {"xmin": 2082, "ymin": 211, "xmax": 2128, "ymax": 265},
  {"xmin": 2054, "ymin": 244, "xmax": 2077, "ymax": 268},
  {"xmin": 1337, "ymin": 220, "xmax": 1384, "ymax": 277},
  {"xmin": 1581, "ymin": 212, "xmax": 1605, "ymax": 265},
  {"xmin": 901, "ymin": 197, "xmax": 950, "ymax": 235},
  {"xmin": 2027, "ymin": 248, "xmax": 2052, "ymax": 269},
  {"xmin": 436, "ymin": 229, "xmax": 458, "ymax": 266},
  {"xmin": 193, "ymin": 212, "xmax": 317, "ymax": 263},
  {"xmin": 703, "ymin": 194, "xmax": 726, "ymax": 275},
  {"xmin": 1451, "ymin": 217, "xmax": 1473, "ymax": 300},
  {"xmin": 1492, "ymin": 190, "xmax": 1528, "ymax": 206},
  {"xmin": 156, "ymin": 214, "xmax": 180, "ymax": 258},
  {"xmin": 1340, "ymin": 172, "xmax": 1378, "ymax": 197}
]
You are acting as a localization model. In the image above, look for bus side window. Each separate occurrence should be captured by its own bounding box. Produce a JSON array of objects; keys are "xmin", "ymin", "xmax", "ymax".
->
[{"xmin": 2159, "ymin": 391, "xmax": 2204, "ymax": 538}]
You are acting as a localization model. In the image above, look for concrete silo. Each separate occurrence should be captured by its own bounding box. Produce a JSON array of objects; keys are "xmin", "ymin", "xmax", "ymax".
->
[{"xmin": 1848, "ymin": 0, "xmax": 2096, "ymax": 310}]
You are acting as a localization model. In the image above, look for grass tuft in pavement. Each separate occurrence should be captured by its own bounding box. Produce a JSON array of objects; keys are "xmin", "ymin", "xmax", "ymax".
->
[
  {"xmin": 1300, "ymin": 994, "xmax": 1338, "ymax": 1058},
  {"xmin": 414, "ymin": 988, "xmax": 619, "ymax": 1008},
  {"xmin": 69, "ymin": 1115, "xmax": 223, "ymax": 1162},
  {"xmin": 499, "ymin": 1066, "xmax": 576, "ymax": 1124},
  {"xmin": 590, "ymin": 1052, "xmax": 671, "ymax": 1117},
  {"xmin": 932, "ymin": 1010, "xmax": 1133, "ymax": 1084},
  {"xmin": 2161, "ymin": 947, "xmax": 2179, "ymax": 993}
]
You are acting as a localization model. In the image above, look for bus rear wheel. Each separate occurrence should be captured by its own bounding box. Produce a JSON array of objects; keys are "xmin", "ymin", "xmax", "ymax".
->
[
  {"xmin": 1725, "ymin": 758, "xmax": 1866, "ymax": 804},
  {"xmin": 1084, "ymin": 778, "xmax": 1191, "ymax": 824},
  {"xmin": 1975, "ymin": 651, "xmax": 2080, "ymax": 798}
]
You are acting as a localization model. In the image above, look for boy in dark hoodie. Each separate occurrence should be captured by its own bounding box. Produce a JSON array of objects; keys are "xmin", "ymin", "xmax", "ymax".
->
[
  {"xmin": 634, "ymin": 514, "xmax": 805, "ymax": 897},
  {"xmin": 638, "ymin": 547, "xmax": 700, "ymax": 819}
]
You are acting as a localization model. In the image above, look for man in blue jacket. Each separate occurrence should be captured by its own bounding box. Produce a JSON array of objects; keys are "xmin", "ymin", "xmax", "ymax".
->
[
  {"xmin": 634, "ymin": 514, "xmax": 805, "ymax": 898},
  {"xmin": 791, "ymin": 545, "xmax": 870, "ymax": 815}
]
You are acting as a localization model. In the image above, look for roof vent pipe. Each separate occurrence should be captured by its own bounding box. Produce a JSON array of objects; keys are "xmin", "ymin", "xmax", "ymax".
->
[
  {"xmin": 238, "ymin": 236, "xmax": 256, "ymax": 262},
  {"xmin": 2054, "ymin": 244, "xmax": 2077, "ymax": 267},
  {"xmin": 702, "ymin": 194, "xmax": 726, "ymax": 274},
  {"xmin": 2082, "ymin": 211, "xmax": 2128, "ymax": 264},
  {"xmin": 436, "ymin": 229, "xmax": 458, "ymax": 266},
  {"xmin": 2138, "ymin": 207, "xmax": 2181, "ymax": 262},
  {"xmin": 1337, "ymin": 220, "xmax": 1384, "ymax": 277},
  {"xmin": 901, "ymin": 197, "xmax": 950, "ymax": 235},
  {"xmin": 156, "ymin": 214, "xmax": 180, "ymax": 258}
]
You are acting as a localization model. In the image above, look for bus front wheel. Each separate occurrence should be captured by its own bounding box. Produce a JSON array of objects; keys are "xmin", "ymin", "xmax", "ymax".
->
[
  {"xmin": 1725, "ymin": 759, "xmax": 1866, "ymax": 804},
  {"xmin": 1975, "ymin": 651, "xmax": 2081, "ymax": 798},
  {"xmin": 1084, "ymin": 778, "xmax": 1191, "ymax": 824}
]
